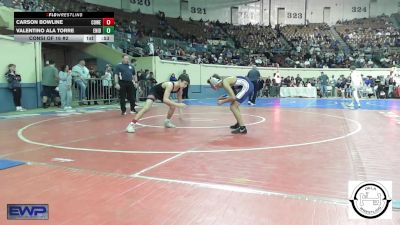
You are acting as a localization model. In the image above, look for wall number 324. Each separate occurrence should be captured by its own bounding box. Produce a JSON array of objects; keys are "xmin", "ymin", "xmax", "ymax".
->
[{"xmin": 352, "ymin": 7, "xmax": 367, "ymax": 12}]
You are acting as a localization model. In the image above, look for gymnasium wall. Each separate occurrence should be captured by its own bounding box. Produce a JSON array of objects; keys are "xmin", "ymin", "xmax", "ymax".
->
[
  {"xmin": 186, "ymin": 0, "xmax": 232, "ymax": 23},
  {"xmin": 370, "ymin": 0, "xmax": 399, "ymax": 17},
  {"xmin": 85, "ymin": 0, "xmax": 399, "ymax": 25},
  {"xmin": 237, "ymin": 2, "xmax": 262, "ymax": 25},
  {"xmin": 269, "ymin": 0, "xmax": 306, "ymax": 25},
  {"xmin": 137, "ymin": 56, "xmax": 155, "ymax": 71},
  {"xmin": 306, "ymin": 0, "xmax": 344, "ymax": 25},
  {"xmin": 342, "ymin": 0, "xmax": 370, "ymax": 20},
  {"xmin": 0, "ymin": 6, "xmax": 15, "ymax": 29},
  {"xmin": 84, "ymin": 0, "xmax": 122, "ymax": 9},
  {"xmin": 153, "ymin": 0, "xmax": 181, "ymax": 18}
]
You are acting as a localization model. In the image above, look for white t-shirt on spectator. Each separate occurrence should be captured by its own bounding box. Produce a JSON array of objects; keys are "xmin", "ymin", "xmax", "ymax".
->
[
  {"xmin": 275, "ymin": 74, "xmax": 281, "ymax": 84},
  {"xmin": 148, "ymin": 43, "xmax": 154, "ymax": 55},
  {"xmin": 102, "ymin": 71, "xmax": 112, "ymax": 87},
  {"xmin": 72, "ymin": 64, "xmax": 89, "ymax": 81},
  {"xmin": 394, "ymin": 76, "xmax": 400, "ymax": 86},
  {"xmin": 351, "ymin": 70, "xmax": 363, "ymax": 88}
]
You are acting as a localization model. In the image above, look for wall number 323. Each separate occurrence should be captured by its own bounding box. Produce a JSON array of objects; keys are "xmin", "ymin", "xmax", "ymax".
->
[{"xmin": 287, "ymin": 12, "xmax": 302, "ymax": 19}]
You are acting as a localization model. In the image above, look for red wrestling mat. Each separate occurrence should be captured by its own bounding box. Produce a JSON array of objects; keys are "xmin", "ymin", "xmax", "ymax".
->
[{"xmin": 1, "ymin": 106, "xmax": 399, "ymax": 224}]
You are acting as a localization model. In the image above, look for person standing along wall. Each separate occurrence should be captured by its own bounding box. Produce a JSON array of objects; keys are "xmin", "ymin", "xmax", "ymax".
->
[
  {"xmin": 170, "ymin": 73, "xmax": 177, "ymax": 99},
  {"xmin": 130, "ymin": 59, "xmax": 138, "ymax": 103},
  {"xmin": 101, "ymin": 64, "xmax": 113, "ymax": 104},
  {"xmin": 181, "ymin": 70, "xmax": 189, "ymax": 99},
  {"xmin": 58, "ymin": 65, "xmax": 73, "ymax": 110},
  {"xmin": 72, "ymin": 59, "xmax": 89, "ymax": 106},
  {"xmin": 42, "ymin": 60, "xmax": 59, "ymax": 108},
  {"xmin": 347, "ymin": 66, "xmax": 363, "ymax": 108},
  {"xmin": 330, "ymin": 75, "xmax": 337, "ymax": 97},
  {"xmin": 114, "ymin": 54, "xmax": 136, "ymax": 115},
  {"xmin": 5, "ymin": 64, "xmax": 25, "ymax": 111},
  {"xmin": 318, "ymin": 72, "xmax": 329, "ymax": 98},
  {"xmin": 247, "ymin": 65, "xmax": 260, "ymax": 105}
]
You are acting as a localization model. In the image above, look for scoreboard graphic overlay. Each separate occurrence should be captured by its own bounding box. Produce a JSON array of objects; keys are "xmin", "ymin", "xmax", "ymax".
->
[{"xmin": 14, "ymin": 12, "xmax": 114, "ymax": 42}]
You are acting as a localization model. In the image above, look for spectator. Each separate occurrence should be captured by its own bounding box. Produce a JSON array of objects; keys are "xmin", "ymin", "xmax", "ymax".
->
[
  {"xmin": 295, "ymin": 74, "xmax": 302, "ymax": 87},
  {"xmin": 169, "ymin": 73, "xmax": 178, "ymax": 98},
  {"xmin": 330, "ymin": 75, "xmax": 337, "ymax": 97},
  {"xmin": 257, "ymin": 77, "xmax": 265, "ymax": 97},
  {"xmin": 72, "ymin": 59, "xmax": 89, "ymax": 106},
  {"xmin": 264, "ymin": 76, "xmax": 271, "ymax": 97},
  {"xmin": 148, "ymin": 72, "xmax": 157, "ymax": 87},
  {"xmin": 101, "ymin": 64, "xmax": 113, "ymax": 104},
  {"xmin": 271, "ymin": 68, "xmax": 282, "ymax": 97},
  {"xmin": 319, "ymin": 72, "xmax": 329, "ymax": 98},
  {"xmin": 169, "ymin": 73, "xmax": 177, "ymax": 82},
  {"xmin": 5, "ymin": 64, "xmax": 25, "ymax": 111},
  {"xmin": 347, "ymin": 66, "xmax": 363, "ymax": 108},
  {"xmin": 345, "ymin": 77, "xmax": 352, "ymax": 98},
  {"xmin": 42, "ymin": 60, "xmax": 59, "ymax": 108},
  {"xmin": 181, "ymin": 70, "xmax": 189, "ymax": 99},
  {"xmin": 337, "ymin": 75, "xmax": 346, "ymax": 98},
  {"xmin": 58, "ymin": 65, "xmax": 72, "ymax": 110},
  {"xmin": 87, "ymin": 66, "xmax": 99, "ymax": 105}
]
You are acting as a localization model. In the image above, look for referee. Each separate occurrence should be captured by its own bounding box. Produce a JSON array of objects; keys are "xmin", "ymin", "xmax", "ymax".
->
[
  {"xmin": 247, "ymin": 65, "xmax": 260, "ymax": 106},
  {"xmin": 114, "ymin": 54, "xmax": 136, "ymax": 115}
]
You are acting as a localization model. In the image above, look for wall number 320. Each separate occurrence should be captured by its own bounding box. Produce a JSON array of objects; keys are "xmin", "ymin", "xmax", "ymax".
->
[{"xmin": 129, "ymin": 0, "xmax": 151, "ymax": 6}]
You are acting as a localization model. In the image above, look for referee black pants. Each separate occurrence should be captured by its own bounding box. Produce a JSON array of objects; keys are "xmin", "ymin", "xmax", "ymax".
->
[
  {"xmin": 183, "ymin": 85, "xmax": 189, "ymax": 99},
  {"xmin": 250, "ymin": 81, "xmax": 259, "ymax": 104},
  {"xmin": 119, "ymin": 81, "xmax": 136, "ymax": 113}
]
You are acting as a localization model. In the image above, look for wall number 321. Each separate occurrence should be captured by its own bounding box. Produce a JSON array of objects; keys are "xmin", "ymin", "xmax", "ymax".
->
[{"xmin": 191, "ymin": 7, "xmax": 206, "ymax": 14}]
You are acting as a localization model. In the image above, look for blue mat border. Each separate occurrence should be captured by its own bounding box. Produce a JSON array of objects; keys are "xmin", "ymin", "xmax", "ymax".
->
[{"xmin": 0, "ymin": 159, "xmax": 26, "ymax": 170}]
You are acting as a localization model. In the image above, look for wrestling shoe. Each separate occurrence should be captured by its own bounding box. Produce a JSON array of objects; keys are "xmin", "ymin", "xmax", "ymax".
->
[
  {"xmin": 231, "ymin": 126, "xmax": 247, "ymax": 134},
  {"xmin": 126, "ymin": 123, "xmax": 136, "ymax": 133},
  {"xmin": 164, "ymin": 119, "xmax": 176, "ymax": 128}
]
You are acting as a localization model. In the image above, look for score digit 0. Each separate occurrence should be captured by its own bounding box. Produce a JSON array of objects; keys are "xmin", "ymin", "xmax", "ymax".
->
[
  {"xmin": 102, "ymin": 18, "xmax": 115, "ymax": 26},
  {"xmin": 102, "ymin": 26, "xmax": 114, "ymax": 34}
]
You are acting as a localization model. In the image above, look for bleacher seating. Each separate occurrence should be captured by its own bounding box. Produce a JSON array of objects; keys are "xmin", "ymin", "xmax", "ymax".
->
[{"xmin": 2, "ymin": 0, "xmax": 400, "ymax": 68}]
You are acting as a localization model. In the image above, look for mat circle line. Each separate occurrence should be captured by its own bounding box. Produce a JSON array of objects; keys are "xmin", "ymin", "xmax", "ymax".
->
[
  {"xmin": 17, "ymin": 110, "xmax": 362, "ymax": 154},
  {"xmin": 136, "ymin": 113, "xmax": 266, "ymax": 129}
]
